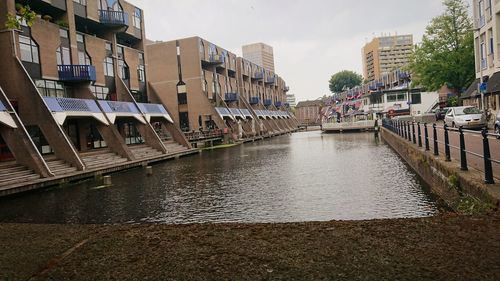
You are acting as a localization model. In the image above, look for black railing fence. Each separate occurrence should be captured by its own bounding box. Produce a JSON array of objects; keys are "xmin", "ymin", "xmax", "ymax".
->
[{"xmin": 382, "ymin": 118, "xmax": 499, "ymax": 184}]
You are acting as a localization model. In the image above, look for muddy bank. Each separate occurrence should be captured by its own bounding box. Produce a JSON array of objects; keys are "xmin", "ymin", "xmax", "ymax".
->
[{"xmin": 1, "ymin": 214, "xmax": 499, "ymax": 280}]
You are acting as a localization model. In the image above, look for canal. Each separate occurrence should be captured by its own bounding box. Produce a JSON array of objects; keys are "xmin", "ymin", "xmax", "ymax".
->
[{"xmin": 0, "ymin": 131, "xmax": 440, "ymax": 224}]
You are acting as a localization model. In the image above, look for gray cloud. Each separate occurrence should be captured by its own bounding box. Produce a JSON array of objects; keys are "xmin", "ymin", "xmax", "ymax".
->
[{"xmin": 129, "ymin": 0, "xmax": 468, "ymax": 101}]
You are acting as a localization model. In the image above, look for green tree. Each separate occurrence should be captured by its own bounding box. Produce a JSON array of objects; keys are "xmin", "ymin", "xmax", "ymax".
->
[
  {"xmin": 329, "ymin": 70, "xmax": 363, "ymax": 93},
  {"xmin": 408, "ymin": 0, "xmax": 474, "ymax": 92}
]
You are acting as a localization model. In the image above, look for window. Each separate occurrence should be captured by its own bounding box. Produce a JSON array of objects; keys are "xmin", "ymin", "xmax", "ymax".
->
[
  {"xmin": 177, "ymin": 93, "xmax": 187, "ymax": 105},
  {"xmin": 103, "ymin": 57, "xmax": 114, "ymax": 76},
  {"xmin": 137, "ymin": 65, "xmax": 145, "ymax": 82},
  {"xmin": 133, "ymin": 8, "xmax": 141, "ymax": 29},
  {"xmin": 386, "ymin": 92, "xmax": 407, "ymax": 102},
  {"xmin": 19, "ymin": 35, "xmax": 39, "ymax": 63},
  {"xmin": 89, "ymin": 85, "xmax": 109, "ymax": 100},
  {"xmin": 56, "ymin": 46, "xmax": 71, "ymax": 65},
  {"xmin": 59, "ymin": 29, "xmax": 68, "ymax": 38},
  {"xmin": 105, "ymin": 42, "xmax": 112, "ymax": 52},
  {"xmin": 36, "ymin": 80, "xmax": 66, "ymax": 97},
  {"xmin": 73, "ymin": 0, "xmax": 87, "ymax": 5},
  {"xmin": 78, "ymin": 51, "xmax": 91, "ymax": 65},
  {"xmin": 76, "ymin": 33, "xmax": 84, "ymax": 43},
  {"xmin": 411, "ymin": 93, "xmax": 421, "ymax": 105}
]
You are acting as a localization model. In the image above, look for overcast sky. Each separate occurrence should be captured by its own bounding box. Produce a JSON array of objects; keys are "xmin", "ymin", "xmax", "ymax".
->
[{"xmin": 128, "ymin": 0, "xmax": 471, "ymax": 102}]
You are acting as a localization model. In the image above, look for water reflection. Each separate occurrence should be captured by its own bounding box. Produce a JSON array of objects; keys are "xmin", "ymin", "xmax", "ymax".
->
[{"xmin": 0, "ymin": 131, "xmax": 439, "ymax": 224}]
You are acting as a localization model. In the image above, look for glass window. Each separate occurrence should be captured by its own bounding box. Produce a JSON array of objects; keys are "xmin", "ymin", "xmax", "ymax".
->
[
  {"xmin": 133, "ymin": 8, "xmax": 141, "ymax": 29},
  {"xmin": 56, "ymin": 46, "xmax": 71, "ymax": 65},
  {"xmin": 411, "ymin": 93, "xmax": 421, "ymax": 104},
  {"xmin": 73, "ymin": 0, "xmax": 87, "ymax": 5},
  {"xmin": 59, "ymin": 29, "xmax": 68, "ymax": 38},
  {"xmin": 90, "ymin": 85, "xmax": 109, "ymax": 100},
  {"xmin": 76, "ymin": 33, "xmax": 84, "ymax": 43},
  {"xmin": 36, "ymin": 80, "xmax": 66, "ymax": 97},
  {"xmin": 103, "ymin": 57, "xmax": 114, "ymax": 77},
  {"xmin": 105, "ymin": 42, "xmax": 112, "ymax": 52},
  {"xmin": 78, "ymin": 51, "xmax": 91, "ymax": 65},
  {"xmin": 19, "ymin": 35, "xmax": 39, "ymax": 63},
  {"xmin": 137, "ymin": 65, "xmax": 145, "ymax": 82}
]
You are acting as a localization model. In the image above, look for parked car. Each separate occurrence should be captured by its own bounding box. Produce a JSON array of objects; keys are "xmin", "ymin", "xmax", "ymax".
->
[
  {"xmin": 495, "ymin": 111, "xmax": 500, "ymax": 139},
  {"xmin": 434, "ymin": 107, "xmax": 449, "ymax": 121},
  {"xmin": 444, "ymin": 106, "xmax": 486, "ymax": 129}
]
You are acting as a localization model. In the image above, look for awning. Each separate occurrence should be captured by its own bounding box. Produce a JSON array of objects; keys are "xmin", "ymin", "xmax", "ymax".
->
[
  {"xmin": 229, "ymin": 108, "xmax": 245, "ymax": 119},
  {"xmin": 215, "ymin": 107, "xmax": 234, "ymax": 120},
  {"xmin": 0, "ymin": 101, "xmax": 17, "ymax": 128},
  {"xmin": 239, "ymin": 108, "xmax": 253, "ymax": 119},
  {"xmin": 487, "ymin": 73, "xmax": 500, "ymax": 94},
  {"xmin": 44, "ymin": 97, "xmax": 109, "ymax": 126},
  {"xmin": 97, "ymin": 100, "xmax": 145, "ymax": 124},
  {"xmin": 461, "ymin": 79, "xmax": 479, "ymax": 99},
  {"xmin": 137, "ymin": 103, "xmax": 174, "ymax": 123}
]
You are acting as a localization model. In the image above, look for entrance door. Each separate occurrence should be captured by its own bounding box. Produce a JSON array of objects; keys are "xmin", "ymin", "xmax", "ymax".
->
[
  {"xmin": 179, "ymin": 111, "xmax": 189, "ymax": 132},
  {"xmin": 64, "ymin": 120, "xmax": 81, "ymax": 151}
]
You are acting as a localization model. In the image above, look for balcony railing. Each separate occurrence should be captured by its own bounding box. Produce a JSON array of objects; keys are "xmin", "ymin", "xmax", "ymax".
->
[
  {"xmin": 275, "ymin": 101, "xmax": 282, "ymax": 107},
  {"xmin": 209, "ymin": 54, "xmax": 224, "ymax": 64},
  {"xmin": 224, "ymin": 93, "xmax": 239, "ymax": 102},
  {"xmin": 265, "ymin": 77, "xmax": 276, "ymax": 84},
  {"xmin": 253, "ymin": 72, "xmax": 264, "ymax": 79},
  {"xmin": 99, "ymin": 10, "xmax": 129, "ymax": 26},
  {"xmin": 263, "ymin": 99, "xmax": 272, "ymax": 106},
  {"xmin": 58, "ymin": 65, "xmax": 96, "ymax": 82},
  {"xmin": 249, "ymin": 97, "xmax": 259, "ymax": 105}
]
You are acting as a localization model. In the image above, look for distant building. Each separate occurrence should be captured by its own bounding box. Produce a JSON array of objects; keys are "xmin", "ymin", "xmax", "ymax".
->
[
  {"xmin": 362, "ymin": 34, "xmax": 413, "ymax": 82},
  {"xmin": 242, "ymin": 43, "xmax": 275, "ymax": 72},
  {"xmin": 286, "ymin": 94, "xmax": 297, "ymax": 108},
  {"xmin": 295, "ymin": 100, "xmax": 324, "ymax": 125}
]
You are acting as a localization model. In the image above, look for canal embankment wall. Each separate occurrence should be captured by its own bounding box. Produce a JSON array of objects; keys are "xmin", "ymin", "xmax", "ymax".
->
[{"xmin": 380, "ymin": 128, "xmax": 500, "ymax": 210}]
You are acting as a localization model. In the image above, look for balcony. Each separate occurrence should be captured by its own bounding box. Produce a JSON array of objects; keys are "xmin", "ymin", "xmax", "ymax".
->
[
  {"xmin": 137, "ymin": 103, "xmax": 173, "ymax": 123},
  {"xmin": 43, "ymin": 97, "xmax": 108, "ymax": 125},
  {"xmin": 224, "ymin": 93, "xmax": 239, "ymax": 102},
  {"xmin": 253, "ymin": 72, "xmax": 264, "ymax": 79},
  {"xmin": 97, "ymin": 100, "xmax": 145, "ymax": 124},
  {"xmin": 58, "ymin": 65, "xmax": 96, "ymax": 82},
  {"xmin": 265, "ymin": 77, "xmax": 276, "ymax": 84},
  {"xmin": 263, "ymin": 99, "xmax": 272, "ymax": 106},
  {"xmin": 99, "ymin": 10, "xmax": 129, "ymax": 26},
  {"xmin": 275, "ymin": 101, "xmax": 282, "ymax": 107},
  {"xmin": 249, "ymin": 97, "xmax": 260, "ymax": 105},
  {"xmin": 208, "ymin": 54, "xmax": 224, "ymax": 65}
]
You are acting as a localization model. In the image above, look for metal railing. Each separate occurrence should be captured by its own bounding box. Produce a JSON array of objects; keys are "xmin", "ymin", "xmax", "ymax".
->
[
  {"xmin": 184, "ymin": 129, "xmax": 224, "ymax": 141},
  {"xmin": 249, "ymin": 97, "xmax": 259, "ymax": 105},
  {"xmin": 58, "ymin": 65, "xmax": 96, "ymax": 82},
  {"xmin": 382, "ymin": 119, "xmax": 499, "ymax": 184},
  {"xmin": 224, "ymin": 93, "xmax": 239, "ymax": 102},
  {"xmin": 99, "ymin": 10, "xmax": 129, "ymax": 26}
]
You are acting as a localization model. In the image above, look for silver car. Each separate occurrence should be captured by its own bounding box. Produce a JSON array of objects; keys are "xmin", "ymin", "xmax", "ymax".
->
[{"xmin": 444, "ymin": 106, "xmax": 486, "ymax": 129}]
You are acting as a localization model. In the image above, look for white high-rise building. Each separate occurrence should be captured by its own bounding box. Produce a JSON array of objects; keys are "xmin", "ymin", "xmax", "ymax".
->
[{"xmin": 242, "ymin": 42, "xmax": 275, "ymax": 72}]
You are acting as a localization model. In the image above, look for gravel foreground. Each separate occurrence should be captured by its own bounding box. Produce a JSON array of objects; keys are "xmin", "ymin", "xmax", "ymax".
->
[{"xmin": 1, "ymin": 214, "xmax": 499, "ymax": 281}]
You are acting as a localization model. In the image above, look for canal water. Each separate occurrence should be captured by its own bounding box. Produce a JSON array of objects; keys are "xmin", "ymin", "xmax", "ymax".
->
[{"xmin": 0, "ymin": 131, "xmax": 440, "ymax": 224}]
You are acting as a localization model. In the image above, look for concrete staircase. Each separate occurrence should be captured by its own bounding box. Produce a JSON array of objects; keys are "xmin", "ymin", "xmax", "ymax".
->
[
  {"xmin": 129, "ymin": 144, "xmax": 163, "ymax": 160},
  {"xmin": 163, "ymin": 140, "xmax": 188, "ymax": 154},
  {"xmin": 43, "ymin": 155, "xmax": 78, "ymax": 176},
  {"xmin": 0, "ymin": 161, "xmax": 40, "ymax": 188},
  {"xmin": 80, "ymin": 149, "xmax": 128, "ymax": 170}
]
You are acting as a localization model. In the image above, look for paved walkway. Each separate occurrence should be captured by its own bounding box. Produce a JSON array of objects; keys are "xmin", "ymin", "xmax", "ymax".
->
[{"xmin": 1, "ymin": 214, "xmax": 499, "ymax": 280}]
